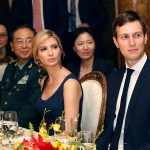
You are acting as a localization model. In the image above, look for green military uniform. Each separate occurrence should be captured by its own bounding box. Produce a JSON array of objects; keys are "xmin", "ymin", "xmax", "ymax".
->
[{"xmin": 0, "ymin": 58, "xmax": 42, "ymax": 131}]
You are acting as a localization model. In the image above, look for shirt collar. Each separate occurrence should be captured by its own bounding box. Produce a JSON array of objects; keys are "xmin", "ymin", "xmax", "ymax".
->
[{"xmin": 126, "ymin": 53, "xmax": 147, "ymax": 72}]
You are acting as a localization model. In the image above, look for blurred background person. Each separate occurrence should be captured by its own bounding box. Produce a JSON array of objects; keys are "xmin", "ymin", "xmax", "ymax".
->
[
  {"xmin": 62, "ymin": 0, "xmax": 108, "ymax": 65},
  {"xmin": 33, "ymin": 29, "xmax": 83, "ymax": 135},
  {"xmin": 0, "ymin": 24, "xmax": 42, "ymax": 130},
  {"xmin": 0, "ymin": 0, "xmax": 14, "ymax": 25},
  {"xmin": 67, "ymin": 27, "xmax": 114, "ymax": 79},
  {"xmin": 9, "ymin": 0, "xmax": 68, "ymax": 38},
  {"xmin": 0, "ymin": 21, "xmax": 13, "ymax": 82}
]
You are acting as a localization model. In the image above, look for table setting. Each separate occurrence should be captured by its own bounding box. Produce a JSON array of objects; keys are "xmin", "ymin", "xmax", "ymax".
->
[{"xmin": 0, "ymin": 110, "xmax": 96, "ymax": 150}]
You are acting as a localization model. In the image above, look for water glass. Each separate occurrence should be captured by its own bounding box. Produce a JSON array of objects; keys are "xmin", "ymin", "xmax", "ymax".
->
[
  {"xmin": 79, "ymin": 131, "xmax": 96, "ymax": 150},
  {"xmin": 54, "ymin": 116, "xmax": 78, "ymax": 137},
  {"xmin": 2, "ymin": 111, "xmax": 18, "ymax": 150},
  {"xmin": 0, "ymin": 110, "xmax": 4, "ymax": 142}
]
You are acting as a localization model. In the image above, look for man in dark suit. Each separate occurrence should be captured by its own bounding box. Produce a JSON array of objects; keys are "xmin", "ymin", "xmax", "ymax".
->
[
  {"xmin": 9, "ymin": 0, "xmax": 68, "ymax": 38},
  {"xmin": 96, "ymin": 11, "xmax": 150, "ymax": 150},
  {"xmin": 0, "ymin": 24, "xmax": 42, "ymax": 130},
  {"xmin": 0, "ymin": 0, "xmax": 13, "ymax": 25},
  {"xmin": 62, "ymin": 0, "xmax": 108, "ymax": 65}
]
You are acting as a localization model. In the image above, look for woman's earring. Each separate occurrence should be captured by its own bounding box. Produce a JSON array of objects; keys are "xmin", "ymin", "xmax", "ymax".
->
[{"xmin": 62, "ymin": 51, "xmax": 65, "ymax": 59}]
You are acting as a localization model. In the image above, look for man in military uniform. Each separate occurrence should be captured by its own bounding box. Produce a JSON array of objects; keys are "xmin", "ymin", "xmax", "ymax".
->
[{"xmin": 0, "ymin": 24, "xmax": 42, "ymax": 130}]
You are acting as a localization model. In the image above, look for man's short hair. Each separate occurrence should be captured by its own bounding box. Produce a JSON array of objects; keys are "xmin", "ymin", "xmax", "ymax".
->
[
  {"xmin": 112, "ymin": 11, "xmax": 147, "ymax": 38},
  {"xmin": 10, "ymin": 24, "xmax": 36, "ymax": 41}
]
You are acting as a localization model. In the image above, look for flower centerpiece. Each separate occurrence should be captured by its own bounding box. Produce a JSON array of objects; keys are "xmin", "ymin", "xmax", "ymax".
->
[{"xmin": 12, "ymin": 109, "xmax": 85, "ymax": 150}]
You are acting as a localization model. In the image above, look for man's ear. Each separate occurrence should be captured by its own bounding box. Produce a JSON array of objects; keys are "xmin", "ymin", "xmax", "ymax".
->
[
  {"xmin": 144, "ymin": 33, "xmax": 148, "ymax": 45},
  {"xmin": 10, "ymin": 42, "xmax": 14, "ymax": 51},
  {"xmin": 113, "ymin": 37, "xmax": 119, "ymax": 49}
]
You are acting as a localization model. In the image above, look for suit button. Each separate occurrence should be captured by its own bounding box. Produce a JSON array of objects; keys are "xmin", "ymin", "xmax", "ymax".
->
[
  {"xmin": 8, "ymin": 92, "xmax": 11, "ymax": 95},
  {"xmin": 4, "ymin": 101, "xmax": 8, "ymax": 105}
]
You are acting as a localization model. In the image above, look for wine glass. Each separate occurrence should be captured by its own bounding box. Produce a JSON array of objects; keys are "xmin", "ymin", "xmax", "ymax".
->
[
  {"xmin": 0, "ymin": 110, "xmax": 4, "ymax": 134},
  {"xmin": 2, "ymin": 111, "xmax": 18, "ymax": 150}
]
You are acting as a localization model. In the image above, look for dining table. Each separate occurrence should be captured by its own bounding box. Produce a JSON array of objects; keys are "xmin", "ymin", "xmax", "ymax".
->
[
  {"xmin": 0, "ymin": 127, "xmax": 96, "ymax": 150},
  {"xmin": 0, "ymin": 127, "xmax": 32, "ymax": 150}
]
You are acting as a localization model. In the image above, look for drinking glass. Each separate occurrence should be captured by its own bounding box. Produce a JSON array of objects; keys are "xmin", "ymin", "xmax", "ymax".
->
[
  {"xmin": 0, "ymin": 110, "xmax": 3, "ymax": 134},
  {"xmin": 0, "ymin": 110, "xmax": 4, "ymax": 143},
  {"xmin": 2, "ymin": 111, "xmax": 18, "ymax": 150},
  {"xmin": 54, "ymin": 116, "xmax": 78, "ymax": 136},
  {"xmin": 79, "ymin": 131, "xmax": 96, "ymax": 150}
]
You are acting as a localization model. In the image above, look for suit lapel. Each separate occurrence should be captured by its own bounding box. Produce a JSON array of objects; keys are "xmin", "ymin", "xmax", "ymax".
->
[{"xmin": 124, "ymin": 59, "xmax": 150, "ymax": 135}]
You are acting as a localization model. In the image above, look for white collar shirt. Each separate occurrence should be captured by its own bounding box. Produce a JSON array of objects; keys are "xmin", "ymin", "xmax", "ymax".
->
[{"xmin": 112, "ymin": 53, "xmax": 147, "ymax": 150}]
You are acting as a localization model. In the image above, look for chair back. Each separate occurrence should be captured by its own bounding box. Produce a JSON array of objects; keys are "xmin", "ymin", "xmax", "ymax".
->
[{"xmin": 80, "ymin": 71, "xmax": 107, "ymax": 135}]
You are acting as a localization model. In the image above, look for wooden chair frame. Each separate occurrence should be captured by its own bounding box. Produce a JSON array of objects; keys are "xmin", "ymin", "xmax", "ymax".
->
[{"xmin": 80, "ymin": 71, "xmax": 107, "ymax": 134}]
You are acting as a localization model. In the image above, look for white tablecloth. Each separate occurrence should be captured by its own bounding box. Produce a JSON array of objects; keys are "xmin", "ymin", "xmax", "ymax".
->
[
  {"xmin": 0, "ymin": 128, "xmax": 96, "ymax": 150},
  {"xmin": 0, "ymin": 127, "xmax": 31, "ymax": 150}
]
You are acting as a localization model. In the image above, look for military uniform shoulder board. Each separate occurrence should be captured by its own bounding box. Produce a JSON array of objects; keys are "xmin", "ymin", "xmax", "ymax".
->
[
  {"xmin": 9, "ymin": 59, "xmax": 17, "ymax": 64},
  {"xmin": 28, "ymin": 63, "xmax": 33, "ymax": 68}
]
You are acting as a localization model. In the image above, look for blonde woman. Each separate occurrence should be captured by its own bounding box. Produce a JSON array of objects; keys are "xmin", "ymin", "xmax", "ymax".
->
[{"xmin": 33, "ymin": 29, "xmax": 83, "ymax": 135}]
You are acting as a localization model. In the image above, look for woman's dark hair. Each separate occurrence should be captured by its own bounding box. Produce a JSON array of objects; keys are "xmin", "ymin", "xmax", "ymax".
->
[
  {"xmin": 0, "ymin": 21, "xmax": 13, "ymax": 58},
  {"xmin": 72, "ymin": 27, "xmax": 95, "ymax": 45},
  {"xmin": 112, "ymin": 11, "xmax": 147, "ymax": 38}
]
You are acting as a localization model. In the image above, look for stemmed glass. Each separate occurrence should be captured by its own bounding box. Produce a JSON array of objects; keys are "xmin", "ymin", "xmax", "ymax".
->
[
  {"xmin": 2, "ymin": 111, "xmax": 18, "ymax": 150},
  {"xmin": 0, "ymin": 110, "xmax": 4, "ymax": 136}
]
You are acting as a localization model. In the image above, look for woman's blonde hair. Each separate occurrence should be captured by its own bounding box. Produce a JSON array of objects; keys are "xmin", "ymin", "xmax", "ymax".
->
[{"xmin": 32, "ymin": 29, "xmax": 63, "ymax": 62}]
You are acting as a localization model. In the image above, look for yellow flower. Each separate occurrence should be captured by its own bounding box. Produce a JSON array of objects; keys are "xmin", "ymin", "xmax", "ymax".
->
[
  {"xmin": 39, "ymin": 127, "xmax": 47, "ymax": 133},
  {"xmin": 71, "ymin": 145, "xmax": 78, "ymax": 150},
  {"xmin": 51, "ymin": 123, "xmax": 61, "ymax": 132},
  {"xmin": 66, "ymin": 135, "xmax": 77, "ymax": 141},
  {"xmin": 52, "ymin": 141, "xmax": 60, "ymax": 148},
  {"xmin": 39, "ymin": 127, "xmax": 49, "ymax": 142},
  {"xmin": 12, "ymin": 142, "xmax": 21, "ymax": 150},
  {"xmin": 59, "ymin": 143, "xmax": 68, "ymax": 150}
]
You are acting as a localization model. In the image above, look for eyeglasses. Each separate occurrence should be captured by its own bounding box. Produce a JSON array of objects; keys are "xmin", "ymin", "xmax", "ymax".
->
[
  {"xmin": 13, "ymin": 38, "xmax": 33, "ymax": 46},
  {"xmin": 0, "ymin": 33, "xmax": 8, "ymax": 39}
]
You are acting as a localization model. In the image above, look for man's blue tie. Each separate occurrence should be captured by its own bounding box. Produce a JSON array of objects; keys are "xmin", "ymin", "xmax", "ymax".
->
[{"xmin": 110, "ymin": 68, "xmax": 134, "ymax": 150}]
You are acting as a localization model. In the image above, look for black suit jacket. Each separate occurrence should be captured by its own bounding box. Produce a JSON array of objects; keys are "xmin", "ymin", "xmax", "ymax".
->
[
  {"xmin": 9, "ymin": 0, "xmax": 68, "ymax": 38},
  {"xmin": 96, "ymin": 58, "xmax": 150, "ymax": 150},
  {"xmin": 64, "ymin": 0, "xmax": 108, "ymax": 31},
  {"xmin": 0, "ymin": 0, "xmax": 11, "ymax": 24},
  {"xmin": 66, "ymin": 56, "xmax": 114, "ymax": 78},
  {"xmin": 78, "ymin": 0, "xmax": 108, "ymax": 31}
]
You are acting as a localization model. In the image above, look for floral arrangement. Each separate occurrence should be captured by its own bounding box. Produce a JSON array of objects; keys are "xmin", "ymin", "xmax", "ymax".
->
[
  {"xmin": 12, "ymin": 110, "xmax": 84, "ymax": 150},
  {"xmin": 12, "ymin": 123, "xmax": 82, "ymax": 150},
  {"xmin": 12, "ymin": 109, "xmax": 105, "ymax": 150}
]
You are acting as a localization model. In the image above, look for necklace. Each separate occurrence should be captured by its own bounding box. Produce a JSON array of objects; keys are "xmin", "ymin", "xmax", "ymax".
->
[{"xmin": 79, "ymin": 64, "xmax": 93, "ymax": 79}]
